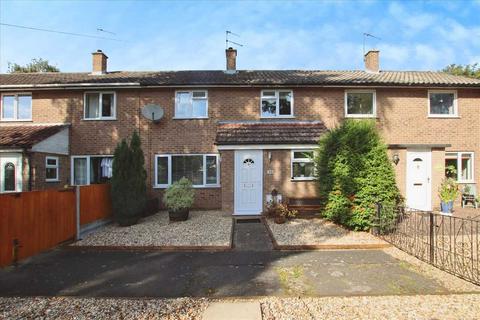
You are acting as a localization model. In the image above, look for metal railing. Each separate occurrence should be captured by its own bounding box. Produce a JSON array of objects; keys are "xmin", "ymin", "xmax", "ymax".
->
[{"xmin": 373, "ymin": 204, "xmax": 479, "ymax": 285}]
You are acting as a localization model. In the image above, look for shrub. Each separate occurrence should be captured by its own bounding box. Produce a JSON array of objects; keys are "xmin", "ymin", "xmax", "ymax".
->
[
  {"xmin": 438, "ymin": 178, "xmax": 459, "ymax": 202},
  {"xmin": 316, "ymin": 120, "xmax": 402, "ymax": 231},
  {"xmin": 111, "ymin": 131, "xmax": 147, "ymax": 226},
  {"xmin": 163, "ymin": 178, "xmax": 195, "ymax": 211}
]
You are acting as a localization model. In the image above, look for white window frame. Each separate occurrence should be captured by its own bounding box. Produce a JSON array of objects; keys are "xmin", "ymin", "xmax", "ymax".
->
[
  {"xmin": 174, "ymin": 90, "xmax": 209, "ymax": 119},
  {"xmin": 344, "ymin": 89, "xmax": 377, "ymax": 118},
  {"xmin": 0, "ymin": 93, "xmax": 33, "ymax": 121},
  {"xmin": 71, "ymin": 155, "xmax": 113, "ymax": 185},
  {"xmin": 154, "ymin": 154, "xmax": 220, "ymax": 188},
  {"xmin": 45, "ymin": 156, "xmax": 59, "ymax": 182},
  {"xmin": 291, "ymin": 150, "xmax": 316, "ymax": 181},
  {"xmin": 445, "ymin": 151, "xmax": 474, "ymax": 183},
  {"xmin": 260, "ymin": 90, "xmax": 294, "ymax": 118},
  {"xmin": 428, "ymin": 90, "xmax": 458, "ymax": 118},
  {"xmin": 83, "ymin": 91, "xmax": 116, "ymax": 120}
]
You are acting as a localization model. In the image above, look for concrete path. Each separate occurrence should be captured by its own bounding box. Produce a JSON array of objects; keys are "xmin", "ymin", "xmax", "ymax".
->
[
  {"xmin": 0, "ymin": 249, "xmax": 451, "ymax": 298},
  {"xmin": 233, "ymin": 219, "xmax": 273, "ymax": 251}
]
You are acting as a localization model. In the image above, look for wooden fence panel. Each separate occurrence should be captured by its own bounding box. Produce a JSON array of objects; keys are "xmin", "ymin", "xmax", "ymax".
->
[
  {"xmin": 0, "ymin": 189, "xmax": 76, "ymax": 267},
  {"xmin": 79, "ymin": 184, "xmax": 112, "ymax": 226}
]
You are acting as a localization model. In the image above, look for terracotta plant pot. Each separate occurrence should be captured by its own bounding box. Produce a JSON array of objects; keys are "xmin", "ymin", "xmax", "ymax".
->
[
  {"xmin": 169, "ymin": 208, "xmax": 190, "ymax": 221},
  {"xmin": 274, "ymin": 215, "xmax": 287, "ymax": 224}
]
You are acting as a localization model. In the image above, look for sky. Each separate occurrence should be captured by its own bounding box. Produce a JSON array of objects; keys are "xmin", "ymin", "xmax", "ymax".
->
[{"xmin": 0, "ymin": 0, "xmax": 479, "ymax": 73}]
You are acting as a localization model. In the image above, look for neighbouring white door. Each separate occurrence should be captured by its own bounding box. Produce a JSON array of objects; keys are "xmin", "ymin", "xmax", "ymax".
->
[
  {"xmin": 0, "ymin": 153, "xmax": 23, "ymax": 193},
  {"xmin": 234, "ymin": 150, "xmax": 263, "ymax": 215},
  {"xmin": 406, "ymin": 150, "xmax": 432, "ymax": 211}
]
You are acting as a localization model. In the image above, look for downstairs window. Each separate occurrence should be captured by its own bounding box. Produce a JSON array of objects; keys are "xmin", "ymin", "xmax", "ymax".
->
[
  {"xmin": 445, "ymin": 152, "xmax": 474, "ymax": 183},
  {"xmin": 155, "ymin": 154, "xmax": 219, "ymax": 187},
  {"xmin": 291, "ymin": 150, "xmax": 316, "ymax": 180},
  {"xmin": 72, "ymin": 156, "xmax": 113, "ymax": 185}
]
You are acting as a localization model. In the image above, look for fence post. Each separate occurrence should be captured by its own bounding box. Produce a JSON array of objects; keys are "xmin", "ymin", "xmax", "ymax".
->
[
  {"xmin": 429, "ymin": 211, "xmax": 435, "ymax": 264},
  {"xmin": 75, "ymin": 186, "xmax": 81, "ymax": 240}
]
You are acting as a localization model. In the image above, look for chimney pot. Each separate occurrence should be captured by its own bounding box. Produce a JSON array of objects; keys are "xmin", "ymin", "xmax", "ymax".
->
[
  {"xmin": 364, "ymin": 50, "xmax": 380, "ymax": 73},
  {"xmin": 92, "ymin": 50, "xmax": 108, "ymax": 74},
  {"xmin": 225, "ymin": 47, "xmax": 237, "ymax": 71}
]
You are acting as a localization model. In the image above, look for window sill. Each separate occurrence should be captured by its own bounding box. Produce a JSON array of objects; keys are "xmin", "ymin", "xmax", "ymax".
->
[
  {"xmin": 82, "ymin": 118, "xmax": 117, "ymax": 121},
  {"xmin": 345, "ymin": 114, "xmax": 377, "ymax": 119},
  {"xmin": 0, "ymin": 119, "xmax": 33, "ymax": 122},
  {"xmin": 153, "ymin": 184, "xmax": 221, "ymax": 189},
  {"xmin": 457, "ymin": 181, "xmax": 475, "ymax": 184},
  {"xmin": 427, "ymin": 115, "xmax": 460, "ymax": 119},
  {"xmin": 291, "ymin": 178, "xmax": 316, "ymax": 182},
  {"xmin": 172, "ymin": 117, "xmax": 209, "ymax": 120},
  {"xmin": 46, "ymin": 179, "xmax": 60, "ymax": 183},
  {"xmin": 260, "ymin": 116, "xmax": 295, "ymax": 119}
]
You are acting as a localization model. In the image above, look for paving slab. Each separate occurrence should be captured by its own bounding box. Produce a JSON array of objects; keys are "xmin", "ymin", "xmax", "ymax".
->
[
  {"xmin": 202, "ymin": 302, "xmax": 261, "ymax": 320},
  {"xmin": 0, "ymin": 249, "xmax": 458, "ymax": 298}
]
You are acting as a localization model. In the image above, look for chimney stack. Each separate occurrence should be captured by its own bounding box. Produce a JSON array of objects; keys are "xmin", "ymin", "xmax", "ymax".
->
[
  {"xmin": 364, "ymin": 50, "xmax": 379, "ymax": 73},
  {"xmin": 92, "ymin": 50, "xmax": 108, "ymax": 74},
  {"xmin": 225, "ymin": 47, "xmax": 237, "ymax": 71}
]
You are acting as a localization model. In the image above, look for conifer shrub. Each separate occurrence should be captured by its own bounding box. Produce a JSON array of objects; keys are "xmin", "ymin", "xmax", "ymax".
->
[{"xmin": 316, "ymin": 120, "xmax": 402, "ymax": 230}]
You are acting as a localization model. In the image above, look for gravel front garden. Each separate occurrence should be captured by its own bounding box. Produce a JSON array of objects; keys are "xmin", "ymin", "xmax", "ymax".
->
[
  {"xmin": 266, "ymin": 218, "xmax": 387, "ymax": 247},
  {"xmin": 2, "ymin": 294, "xmax": 480, "ymax": 319},
  {"xmin": 72, "ymin": 211, "xmax": 232, "ymax": 248}
]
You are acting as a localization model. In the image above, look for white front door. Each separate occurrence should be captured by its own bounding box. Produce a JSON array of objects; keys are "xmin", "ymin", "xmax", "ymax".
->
[
  {"xmin": 0, "ymin": 153, "xmax": 23, "ymax": 193},
  {"xmin": 234, "ymin": 150, "xmax": 263, "ymax": 215},
  {"xmin": 406, "ymin": 150, "xmax": 432, "ymax": 211}
]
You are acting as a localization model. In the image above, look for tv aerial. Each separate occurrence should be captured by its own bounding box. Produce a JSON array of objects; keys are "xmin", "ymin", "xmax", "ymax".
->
[
  {"xmin": 363, "ymin": 32, "xmax": 381, "ymax": 55},
  {"xmin": 226, "ymin": 30, "xmax": 244, "ymax": 48}
]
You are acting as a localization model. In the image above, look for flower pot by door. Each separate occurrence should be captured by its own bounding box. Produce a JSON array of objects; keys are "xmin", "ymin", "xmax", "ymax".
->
[
  {"xmin": 440, "ymin": 201, "xmax": 454, "ymax": 214},
  {"xmin": 169, "ymin": 208, "xmax": 189, "ymax": 221}
]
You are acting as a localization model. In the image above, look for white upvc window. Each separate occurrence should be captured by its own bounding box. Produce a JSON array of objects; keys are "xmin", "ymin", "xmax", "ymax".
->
[
  {"xmin": 345, "ymin": 90, "xmax": 376, "ymax": 118},
  {"xmin": 445, "ymin": 152, "xmax": 474, "ymax": 183},
  {"xmin": 174, "ymin": 90, "xmax": 208, "ymax": 119},
  {"xmin": 71, "ymin": 155, "xmax": 113, "ymax": 185},
  {"xmin": 45, "ymin": 156, "xmax": 59, "ymax": 182},
  {"xmin": 155, "ymin": 154, "xmax": 220, "ymax": 188},
  {"xmin": 428, "ymin": 90, "xmax": 458, "ymax": 117},
  {"xmin": 83, "ymin": 92, "xmax": 116, "ymax": 120},
  {"xmin": 261, "ymin": 90, "xmax": 294, "ymax": 117},
  {"xmin": 291, "ymin": 150, "xmax": 316, "ymax": 181},
  {"xmin": 1, "ymin": 93, "xmax": 32, "ymax": 121}
]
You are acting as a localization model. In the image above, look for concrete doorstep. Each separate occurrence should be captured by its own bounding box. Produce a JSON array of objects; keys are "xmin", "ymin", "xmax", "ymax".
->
[{"xmin": 202, "ymin": 302, "xmax": 262, "ymax": 320}]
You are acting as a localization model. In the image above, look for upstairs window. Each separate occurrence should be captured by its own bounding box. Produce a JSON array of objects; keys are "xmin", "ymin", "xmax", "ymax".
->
[
  {"xmin": 291, "ymin": 150, "xmax": 316, "ymax": 180},
  {"xmin": 1, "ymin": 94, "xmax": 32, "ymax": 121},
  {"xmin": 175, "ymin": 91, "xmax": 208, "ymax": 118},
  {"xmin": 345, "ymin": 90, "xmax": 376, "ymax": 117},
  {"xmin": 84, "ymin": 92, "xmax": 116, "ymax": 120},
  {"xmin": 445, "ymin": 152, "xmax": 474, "ymax": 183},
  {"xmin": 429, "ymin": 91, "xmax": 457, "ymax": 117},
  {"xmin": 45, "ymin": 156, "xmax": 59, "ymax": 182},
  {"xmin": 261, "ymin": 90, "xmax": 293, "ymax": 117}
]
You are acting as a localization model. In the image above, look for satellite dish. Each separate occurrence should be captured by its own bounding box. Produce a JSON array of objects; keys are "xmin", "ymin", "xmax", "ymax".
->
[{"xmin": 141, "ymin": 104, "xmax": 164, "ymax": 123}]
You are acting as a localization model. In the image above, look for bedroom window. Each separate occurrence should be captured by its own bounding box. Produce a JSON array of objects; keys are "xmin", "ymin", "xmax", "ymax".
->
[
  {"xmin": 1, "ymin": 93, "xmax": 32, "ymax": 121},
  {"xmin": 261, "ymin": 90, "xmax": 293, "ymax": 117},
  {"xmin": 175, "ymin": 91, "xmax": 208, "ymax": 118},
  {"xmin": 345, "ymin": 90, "xmax": 376, "ymax": 117},
  {"xmin": 429, "ymin": 91, "xmax": 457, "ymax": 117},
  {"xmin": 84, "ymin": 92, "xmax": 116, "ymax": 120},
  {"xmin": 291, "ymin": 150, "xmax": 316, "ymax": 180},
  {"xmin": 155, "ymin": 154, "xmax": 219, "ymax": 187}
]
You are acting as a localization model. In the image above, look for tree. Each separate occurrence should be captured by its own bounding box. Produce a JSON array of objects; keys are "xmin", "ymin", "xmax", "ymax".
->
[
  {"xmin": 111, "ymin": 131, "xmax": 147, "ymax": 226},
  {"xmin": 316, "ymin": 120, "xmax": 402, "ymax": 231},
  {"xmin": 8, "ymin": 58, "xmax": 59, "ymax": 73},
  {"xmin": 442, "ymin": 63, "xmax": 480, "ymax": 79}
]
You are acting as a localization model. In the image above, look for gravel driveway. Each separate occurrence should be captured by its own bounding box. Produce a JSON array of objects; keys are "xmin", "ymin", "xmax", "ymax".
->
[
  {"xmin": 266, "ymin": 218, "xmax": 386, "ymax": 247},
  {"xmin": 72, "ymin": 211, "xmax": 232, "ymax": 247}
]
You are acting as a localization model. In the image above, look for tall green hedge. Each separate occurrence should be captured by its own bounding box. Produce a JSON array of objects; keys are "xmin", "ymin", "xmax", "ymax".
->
[
  {"xmin": 316, "ymin": 120, "xmax": 402, "ymax": 230},
  {"xmin": 111, "ymin": 131, "xmax": 147, "ymax": 226}
]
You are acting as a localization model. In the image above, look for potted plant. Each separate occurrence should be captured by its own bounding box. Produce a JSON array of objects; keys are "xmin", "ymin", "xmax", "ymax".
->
[
  {"xmin": 274, "ymin": 202, "xmax": 298, "ymax": 224},
  {"xmin": 439, "ymin": 178, "xmax": 459, "ymax": 214},
  {"xmin": 163, "ymin": 177, "xmax": 195, "ymax": 221}
]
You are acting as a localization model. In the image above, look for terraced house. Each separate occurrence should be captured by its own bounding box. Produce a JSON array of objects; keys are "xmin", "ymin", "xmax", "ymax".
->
[{"xmin": 1, "ymin": 48, "xmax": 479, "ymax": 214}]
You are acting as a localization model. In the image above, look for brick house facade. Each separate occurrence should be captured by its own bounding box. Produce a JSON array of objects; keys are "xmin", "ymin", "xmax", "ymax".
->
[{"xmin": 1, "ymin": 49, "xmax": 479, "ymax": 213}]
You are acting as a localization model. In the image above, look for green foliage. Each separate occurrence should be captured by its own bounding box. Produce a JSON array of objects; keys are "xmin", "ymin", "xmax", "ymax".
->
[
  {"xmin": 316, "ymin": 120, "xmax": 402, "ymax": 231},
  {"xmin": 111, "ymin": 131, "xmax": 147, "ymax": 226},
  {"xmin": 442, "ymin": 63, "xmax": 480, "ymax": 79},
  {"xmin": 438, "ymin": 178, "xmax": 459, "ymax": 202},
  {"xmin": 8, "ymin": 58, "xmax": 60, "ymax": 73},
  {"xmin": 163, "ymin": 177, "xmax": 195, "ymax": 211}
]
